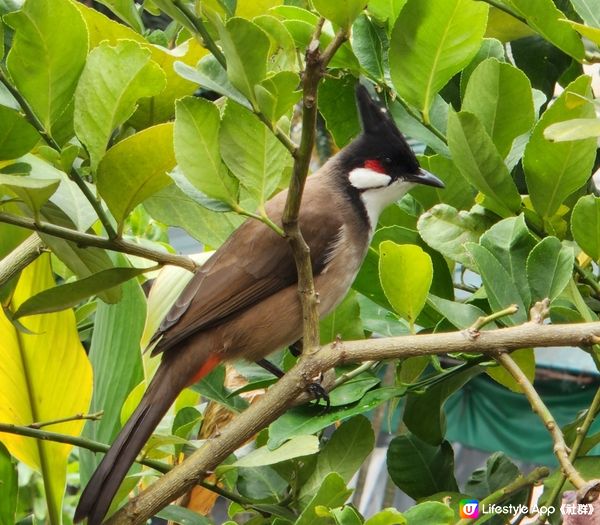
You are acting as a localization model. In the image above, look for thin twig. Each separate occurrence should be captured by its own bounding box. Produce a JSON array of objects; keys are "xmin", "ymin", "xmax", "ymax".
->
[
  {"xmin": 466, "ymin": 304, "xmax": 519, "ymax": 337},
  {"xmin": 28, "ymin": 411, "xmax": 104, "ymax": 430},
  {"xmin": 0, "ymin": 234, "xmax": 47, "ymax": 289},
  {"xmin": 0, "ymin": 212, "xmax": 197, "ymax": 272},
  {"xmin": 495, "ymin": 352, "xmax": 587, "ymax": 491}
]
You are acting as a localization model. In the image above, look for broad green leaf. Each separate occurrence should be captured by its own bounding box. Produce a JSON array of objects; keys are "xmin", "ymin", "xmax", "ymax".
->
[
  {"xmin": 236, "ymin": 0, "xmax": 283, "ymax": 19},
  {"xmin": 295, "ymin": 473, "xmax": 352, "ymax": 525},
  {"xmin": 0, "ymin": 256, "xmax": 92, "ymax": 523},
  {"xmin": 144, "ymin": 183, "xmax": 242, "ymax": 248},
  {"xmin": 0, "ymin": 174, "xmax": 59, "ymax": 215},
  {"xmin": 14, "ymin": 266, "xmax": 149, "ymax": 318},
  {"xmin": 367, "ymin": 0, "xmax": 407, "ymax": 26},
  {"xmin": 387, "ymin": 434, "xmax": 458, "ymax": 499},
  {"xmin": 566, "ymin": 19, "xmax": 600, "ymax": 45},
  {"xmin": 313, "ymin": 0, "xmax": 365, "ymax": 29},
  {"xmin": 364, "ymin": 508, "xmax": 407, "ymax": 525},
  {"xmin": 427, "ymin": 295, "xmax": 487, "ymax": 330},
  {"xmin": 466, "ymin": 452, "xmax": 521, "ymax": 499},
  {"xmin": 4, "ymin": 0, "xmax": 87, "ymax": 131},
  {"xmin": 97, "ymin": 123, "xmax": 175, "ymax": 228},
  {"xmin": 572, "ymin": 195, "xmax": 600, "ymax": 260},
  {"xmin": 485, "ymin": 348, "xmax": 535, "ymax": 393},
  {"xmin": 465, "ymin": 243, "xmax": 527, "ymax": 325},
  {"xmin": 462, "ymin": 59, "xmax": 534, "ymax": 158},
  {"xmin": 417, "ymin": 204, "xmax": 493, "ymax": 268},
  {"xmin": 389, "ymin": 0, "xmax": 488, "ymax": 122},
  {"xmin": 0, "ymin": 443, "xmax": 17, "ymax": 525},
  {"xmin": 254, "ymin": 15, "xmax": 297, "ymax": 72},
  {"xmin": 403, "ymin": 502, "xmax": 454, "ymax": 525},
  {"xmin": 299, "ymin": 416, "xmax": 374, "ymax": 505},
  {"xmin": 379, "ymin": 242, "xmax": 433, "ymax": 325},
  {"xmin": 237, "ymin": 466, "xmax": 289, "ymax": 504},
  {"xmin": 156, "ymin": 505, "xmax": 213, "ymax": 525},
  {"xmin": 227, "ymin": 435, "xmax": 319, "ymax": 469},
  {"xmin": 220, "ymin": 100, "xmax": 291, "ymax": 205},
  {"xmin": 480, "ymin": 215, "xmax": 537, "ymax": 308},
  {"xmin": 459, "ymin": 38, "xmax": 505, "ymax": 98},
  {"xmin": 570, "ymin": 0, "xmax": 600, "ymax": 28},
  {"xmin": 527, "ymin": 237, "xmax": 573, "ymax": 304},
  {"xmin": 0, "ymin": 106, "xmax": 39, "ymax": 161},
  {"xmin": 544, "ymin": 118, "xmax": 600, "ymax": 141},
  {"xmin": 174, "ymin": 97, "xmax": 239, "ymax": 206},
  {"xmin": 328, "ymin": 373, "xmax": 380, "ymax": 407},
  {"xmin": 524, "ymin": 76, "xmax": 596, "ymax": 219},
  {"xmin": 320, "ymin": 290, "xmax": 364, "ymax": 345},
  {"xmin": 503, "ymin": 0, "xmax": 584, "ymax": 59},
  {"xmin": 217, "ymin": 17, "xmax": 270, "ymax": 104},
  {"xmin": 352, "ymin": 14, "xmax": 386, "ymax": 80},
  {"xmin": 95, "ymin": 0, "xmax": 143, "ymax": 32},
  {"xmin": 318, "ymin": 75, "xmax": 361, "ymax": 148},
  {"xmin": 191, "ymin": 365, "xmax": 249, "ymax": 412},
  {"xmin": 79, "ymin": 259, "xmax": 145, "ymax": 483},
  {"xmin": 329, "ymin": 507, "xmax": 363, "ymax": 525},
  {"xmin": 447, "ymin": 110, "xmax": 521, "ymax": 217},
  {"xmin": 255, "ymin": 71, "xmax": 301, "ymax": 124},
  {"xmin": 74, "ymin": 40, "xmax": 166, "ymax": 170}
]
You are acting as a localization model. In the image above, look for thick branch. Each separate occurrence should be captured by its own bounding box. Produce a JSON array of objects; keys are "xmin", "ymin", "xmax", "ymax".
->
[
  {"xmin": 0, "ymin": 234, "xmax": 46, "ymax": 289},
  {"xmin": 0, "ymin": 212, "xmax": 197, "ymax": 272},
  {"xmin": 107, "ymin": 321, "xmax": 600, "ymax": 524}
]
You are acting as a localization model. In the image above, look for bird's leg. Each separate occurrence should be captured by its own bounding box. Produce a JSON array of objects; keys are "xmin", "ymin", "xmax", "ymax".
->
[
  {"xmin": 289, "ymin": 338, "xmax": 303, "ymax": 357},
  {"xmin": 255, "ymin": 356, "xmax": 330, "ymax": 410}
]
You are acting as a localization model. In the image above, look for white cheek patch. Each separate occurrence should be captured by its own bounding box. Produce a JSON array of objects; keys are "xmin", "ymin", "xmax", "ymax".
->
[{"xmin": 349, "ymin": 167, "xmax": 391, "ymax": 190}]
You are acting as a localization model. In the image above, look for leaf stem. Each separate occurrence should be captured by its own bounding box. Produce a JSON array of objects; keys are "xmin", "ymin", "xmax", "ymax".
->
[
  {"xmin": 467, "ymin": 304, "xmax": 519, "ymax": 335},
  {"xmin": 28, "ymin": 411, "xmax": 104, "ymax": 429},
  {"xmin": 0, "ymin": 212, "xmax": 198, "ymax": 272}
]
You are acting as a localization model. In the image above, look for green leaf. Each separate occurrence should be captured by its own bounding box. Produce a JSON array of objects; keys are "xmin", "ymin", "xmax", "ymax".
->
[
  {"xmin": 95, "ymin": 0, "xmax": 144, "ymax": 32},
  {"xmin": 220, "ymin": 100, "xmax": 291, "ymax": 205},
  {"xmin": 570, "ymin": 0, "xmax": 600, "ymax": 28},
  {"xmin": 352, "ymin": 14, "xmax": 386, "ymax": 80},
  {"xmin": 572, "ymin": 195, "xmax": 600, "ymax": 260},
  {"xmin": 299, "ymin": 416, "xmax": 374, "ymax": 505},
  {"xmin": 4, "ymin": 0, "xmax": 88, "ymax": 131},
  {"xmin": 566, "ymin": 19, "xmax": 600, "ymax": 44},
  {"xmin": 379, "ymin": 242, "xmax": 433, "ymax": 325},
  {"xmin": 389, "ymin": 0, "xmax": 488, "ymax": 121},
  {"xmin": 318, "ymin": 75, "xmax": 361, "ymax": 148},
  {"xmin": 14, "ymin": 266, "xmax": 149, "ymax": 318},
  {"xmin": 485, "ymin": 348, "xmax": 535, "ymax": 393},
  {"xmin": 255, "ymin": 71, "xmax": 301, "ymax": 124},
  {"xmin": 526, "ymin": 237, "xmax": 573, "ymax": 304},
  {"xmin": 466, "ymin": 452, "xmax": 521, "ymax": 498},
  {"xmin": 367, "ymin": 0, "xmax": 407, "ymax": 26},
  {"xmin": 97, "ymin": 123, "xmax": 175, "ymax": 228},
  {"xmin": 462, "ymin": 58, "xmax": 534, "ymax": 158},
  {"xmin": 254, "ymin": 15, "xmax": 297, "ymax": 72},
  {"xmin": 364, "ymin": 508, "xmax": 407, "ymax": 525},
  {"xmin": 0, "ymin": 106, "xmax": 40, "ymax": 161},
  {"xmin": 0, "ymin": 443, "xmax": 17, "ymax": 525},
  {"xmin": 79, "ymin": 261, "xmax": 145, "ymax": 483},
  {"xmin": 523, "ymin": 76, "xmax": 597, "ymax": 219},
  {"xmin": 237, "ymin": 466, "xmax": 289, "ymax": 503},
  {"xmin": 229, "ymin": 435, "xmax": 319, "ymax": 469},
  {"xmin": 174, "ymin": 97, "xmax": 239, "ymax": 207},
  {"xmin": 217, "ymin": 17, "xmax": 270, "ymax": 104},
  {"xmin": 312, "ymin": 0, "xmax": 365, "ymax": 29},
  {"xmin": 417, "ymin": 204, "xmax": 493, "ymax": 269},
  {"xmin": 403, "ymin": 502, "xmax": 454, "ymax": 525},
  {"xmin": 74, "ymin": 40, "xmax": 166, "ymax": 170},
  {"xmin": 328, "ymin": 373, "xmax": 380, "ymax": 407},
  {"xmin": 0, "ymin": 174, "xmax": 59, "ymax": 215},
  {"xmin": 387, "ymin": 434, "xmax": 458, "ymax": 499},
  {"xmin": 447, "ymin": 110, "xmax": 521, "ymax": 217},
  {"xmin": 295, "ymin": 473, "xmax": 352, "ymax": 525},
  {"xmin": 320, "ymin": 290, "xmax": 364, "ymax": 345},
  {"xmin": 503, "ymin": 0, "xmax": 584, "ymax": 59},
  {"xmin": 460, "ymin": 38, "xmax": 505, "ymax": 98},
  {"xmin": 465, "ymin": 243, "xmax": 527, "ymax": 325},
  {"xmin": 479, "ymin": 215, "xmax": 537, "ymax": 309},
  {"xmin": 191, "ymin": 365, "xmax": 249, "ymax": 412},
  {"xmin": 544, "ymin": 118, "xmax": 600, "ymax": 141},
  {"xmin": 156, "ymin": 505, "xmax": 212, "ymax": 525},
  {"xmin": 427, "ymin": 295, "xmax": 487, "ymax": 330}
]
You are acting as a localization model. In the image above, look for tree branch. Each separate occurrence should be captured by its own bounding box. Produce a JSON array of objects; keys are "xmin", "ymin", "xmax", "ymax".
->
[
  {"xmin": 0, "ymin": 212, "xmax": 197, "ymax": 272},
  {"xmin": 0, "ymin": 234, "xmax": 46, "ymax": 289},
  {"xmin": 106, "ymin": 320, "xmax": 600, "ymax": 524}
]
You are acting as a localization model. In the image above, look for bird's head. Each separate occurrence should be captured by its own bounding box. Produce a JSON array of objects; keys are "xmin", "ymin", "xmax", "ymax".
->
[{"xmin": 335, "ymin": 84, "xmax": 444, "ymax": 227}]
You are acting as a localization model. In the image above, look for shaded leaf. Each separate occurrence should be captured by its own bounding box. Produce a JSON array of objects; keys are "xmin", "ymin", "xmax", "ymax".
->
[
  {"xmin": 0, "ymin": 443, "xmax": 17, "ymax": 525},
  {"xmin": 0, "ymin": 106, "xmax": 40, "ymax": 161},
  {"xmin": 527, "ymin": 237, "xmax": 574, "ymax": 304},
  {"xmin": 571, "ymin": 195, "xmax": 600, "ymax": 260},
  {"xmin": 0, "ymin": 174, "xmax": 59, "ymax": 215},
  {"xmin": 295, "ymin": 473, "xmax": 352, "ymax": 524}
]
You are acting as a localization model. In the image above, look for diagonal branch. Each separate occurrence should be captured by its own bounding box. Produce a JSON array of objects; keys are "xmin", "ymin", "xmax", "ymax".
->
[
  {"xmin": 106, "ymin": 320, "xmax": 600, "ymax": 524},
  {"xmin": 0, "ymin": 234, "xmax": 47, "ymax": 289}
]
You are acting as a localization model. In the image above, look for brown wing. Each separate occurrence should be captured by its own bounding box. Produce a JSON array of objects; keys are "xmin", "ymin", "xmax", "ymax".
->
[{"xmin": 150, "ymin": 181, "xmax": 343, "ymax": 356}]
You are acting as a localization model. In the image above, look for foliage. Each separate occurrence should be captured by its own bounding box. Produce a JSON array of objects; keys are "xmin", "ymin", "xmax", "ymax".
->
[{"xmin": 0, "ymin": 0, "xmax": 599, "ymax": 524}]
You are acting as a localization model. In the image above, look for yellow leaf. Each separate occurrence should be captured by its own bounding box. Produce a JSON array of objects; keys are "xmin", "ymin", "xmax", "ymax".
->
[{"xmin": 0, "ymin": 255, "xmax": 92, "ymax": 524}]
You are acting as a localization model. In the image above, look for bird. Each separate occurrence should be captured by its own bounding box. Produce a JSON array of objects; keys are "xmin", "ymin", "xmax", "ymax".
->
[{"xmin": 74, "ymin": 84, "xmax": 444, "ymax": 524}]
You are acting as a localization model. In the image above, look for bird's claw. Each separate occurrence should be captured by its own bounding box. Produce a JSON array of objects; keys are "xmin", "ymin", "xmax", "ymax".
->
[{"xmin": 307, "ymin": 381, "xmax": 330, "ymax": 412}]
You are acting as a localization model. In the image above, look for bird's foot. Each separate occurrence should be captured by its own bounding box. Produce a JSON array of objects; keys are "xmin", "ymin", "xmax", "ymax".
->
[{"xmin": 307, "ymin": 379, "xmax": 330, "ymax": 412}]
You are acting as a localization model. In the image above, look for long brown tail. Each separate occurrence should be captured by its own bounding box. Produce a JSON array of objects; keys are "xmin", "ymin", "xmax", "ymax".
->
[{"xmin": 74, "ymin": 351, "xmax": 219, "ymax": 524}]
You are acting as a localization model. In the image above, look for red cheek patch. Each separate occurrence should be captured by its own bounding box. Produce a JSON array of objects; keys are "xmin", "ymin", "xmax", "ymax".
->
[{"xmin": 364, "ymin": 159, "xmax": 386, "ymax": 173}]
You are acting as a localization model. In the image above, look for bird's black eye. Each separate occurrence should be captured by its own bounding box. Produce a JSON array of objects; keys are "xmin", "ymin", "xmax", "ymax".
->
[{"xmin": 383, "ymin": 157, "xmax": 392, "ymax": 166}]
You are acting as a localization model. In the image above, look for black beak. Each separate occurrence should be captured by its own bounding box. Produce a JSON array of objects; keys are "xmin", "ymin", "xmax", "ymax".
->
[{"xmin": 414, "ymin": 168, "xmax": 444, "ymax": 188}]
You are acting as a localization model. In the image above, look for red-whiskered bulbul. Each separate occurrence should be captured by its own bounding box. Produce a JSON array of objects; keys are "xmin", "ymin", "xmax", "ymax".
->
[{"xmin": 74, "ymin": 84, "xmax": 444, "ymax": 524}]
